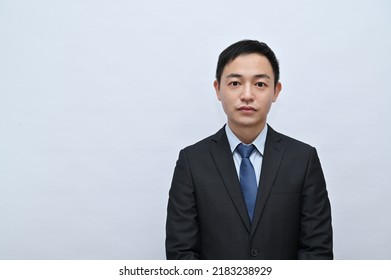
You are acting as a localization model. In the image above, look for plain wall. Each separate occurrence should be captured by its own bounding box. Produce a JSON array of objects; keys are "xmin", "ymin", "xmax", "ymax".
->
[{"xmin": 0, "ymin": 0, "xmax": 390, "ymax": 259}]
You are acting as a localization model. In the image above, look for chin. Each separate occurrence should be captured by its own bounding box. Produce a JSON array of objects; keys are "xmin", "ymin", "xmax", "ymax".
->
[{"xmin": 234, "ymin": 120, "xmax": 260, "ymax": 128}]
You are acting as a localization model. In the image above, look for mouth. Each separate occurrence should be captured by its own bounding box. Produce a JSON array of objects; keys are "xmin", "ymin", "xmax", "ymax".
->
[{"xmin": 238, "ymin": 106, "xmax": 257, "ymax": 113}]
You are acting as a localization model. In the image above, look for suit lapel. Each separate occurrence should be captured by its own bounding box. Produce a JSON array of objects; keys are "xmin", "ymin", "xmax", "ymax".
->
[
  {"xmin": 209, "ymin": 127, "xmax": 252, "ymax": 232},
  {"xmin": 251, "ymin": 125, "xmax": 284, "ymax": 236}
]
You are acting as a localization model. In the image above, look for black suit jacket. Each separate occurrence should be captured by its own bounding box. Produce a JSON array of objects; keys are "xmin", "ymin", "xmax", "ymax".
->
[{"xmin": 166, "ymin": 125, "xmax": 333, "ymax": 259}]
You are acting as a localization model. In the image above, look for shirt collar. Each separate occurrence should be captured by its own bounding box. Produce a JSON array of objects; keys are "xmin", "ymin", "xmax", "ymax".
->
[{"xmin": 225, "ymin": 124, "xmax": 268, "ymax": 155}]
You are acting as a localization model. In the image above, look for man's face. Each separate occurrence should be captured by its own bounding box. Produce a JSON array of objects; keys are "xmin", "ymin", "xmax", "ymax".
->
[{"xmin": 214, "ymin": 53, "xmax": 282, "ymax": 132}]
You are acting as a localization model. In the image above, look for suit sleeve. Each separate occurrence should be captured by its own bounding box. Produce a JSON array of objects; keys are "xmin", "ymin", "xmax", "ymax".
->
[
  {"xmin": 165, "ymin": 149, "xmax": 200, "ymax": 259},
  {"xmin": 298, "ymin": 148, "xmax": 333, "ymax": 259}
]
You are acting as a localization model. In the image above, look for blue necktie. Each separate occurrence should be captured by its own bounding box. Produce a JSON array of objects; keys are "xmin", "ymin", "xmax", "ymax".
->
[{"xmin": 237, "ymin": 143, "xmax": 258, "ymax": 222}]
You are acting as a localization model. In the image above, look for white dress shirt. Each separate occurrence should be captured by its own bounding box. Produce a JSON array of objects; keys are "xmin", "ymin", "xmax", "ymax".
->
[{"xmin": 225, "ymin": 124, "xmax": 268, "ymax": 186}]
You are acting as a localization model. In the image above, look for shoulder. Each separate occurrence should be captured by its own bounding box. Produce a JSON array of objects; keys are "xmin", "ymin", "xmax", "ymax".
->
[
  {"xmin": 180, "ymin": 126, "xmax": 226, "ymax": 153},
  {"xmin": 266, "ymin": 125, "xmax": 323, "ymax": 169},
  {"xmin": 267, "ymin": 125, "xmax": 316, "ymax": 154}
]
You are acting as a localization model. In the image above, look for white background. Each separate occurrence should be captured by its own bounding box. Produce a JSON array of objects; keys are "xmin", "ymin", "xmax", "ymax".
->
[{"xmin": 0, "ymin": 0, "xmax": 390, "ymax": 259}]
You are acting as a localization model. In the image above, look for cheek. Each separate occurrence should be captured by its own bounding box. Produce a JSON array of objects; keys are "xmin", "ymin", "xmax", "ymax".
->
[
  {"xmin": 265, "ymin": 91, "xmax": 276, "ymax": 102},
  {"xmin": 219, "ymin": 93, "xmax": 228, "ymax": 104},
  {"xmin": 219, "ymin": 97, "xmax": 235, "ymax": 115},
  {"xmin": 258, "ymin": 96, "xmax": 274, "ymax": 111}
]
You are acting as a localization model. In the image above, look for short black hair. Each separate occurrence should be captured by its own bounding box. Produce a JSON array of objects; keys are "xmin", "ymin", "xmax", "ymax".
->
[{"xmin": 215, "ymin": 40, "xmax": 280, "ymax": 86}]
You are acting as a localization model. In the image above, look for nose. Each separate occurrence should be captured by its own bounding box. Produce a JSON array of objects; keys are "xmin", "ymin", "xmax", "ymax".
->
[{"xmin": 240, "ymin": 84, "xmax": 254, "ymax": 103}]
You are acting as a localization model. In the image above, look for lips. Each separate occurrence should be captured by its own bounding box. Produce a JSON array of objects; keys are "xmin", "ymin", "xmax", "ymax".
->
[{"xmin": 238, "ymin": 106, "xmax": 256, "ymax": 112}]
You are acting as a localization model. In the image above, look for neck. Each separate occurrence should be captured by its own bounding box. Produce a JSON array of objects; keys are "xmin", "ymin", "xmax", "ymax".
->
[{"xmin": 228, "ymin": 122, "xmax": 266, "ymax": 144}]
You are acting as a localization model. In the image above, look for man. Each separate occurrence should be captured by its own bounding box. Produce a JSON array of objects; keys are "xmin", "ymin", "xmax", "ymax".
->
[{"xmin": 166, "ymin": 40, "xmax": 333, "ymax": 260}]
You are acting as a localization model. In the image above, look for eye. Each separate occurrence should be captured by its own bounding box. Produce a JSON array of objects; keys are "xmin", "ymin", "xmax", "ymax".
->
[
  {"xmin": 229, "ymin": 81, "xmax": 241, "ymax": 87},
  {"xmin": 255, "ymin": 82, "xmax": 266, "ymax": 88}
]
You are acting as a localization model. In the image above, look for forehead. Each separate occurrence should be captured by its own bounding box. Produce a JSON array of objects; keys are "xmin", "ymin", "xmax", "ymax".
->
[{"xmin": 223, "ymin": 54, "xmax": 274, "ymax": 77}]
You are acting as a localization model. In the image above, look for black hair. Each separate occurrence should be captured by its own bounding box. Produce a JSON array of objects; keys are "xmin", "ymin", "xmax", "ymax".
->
[{"xmin": 215, "ymin": 40, "xmax": 280, "ymax": 86}]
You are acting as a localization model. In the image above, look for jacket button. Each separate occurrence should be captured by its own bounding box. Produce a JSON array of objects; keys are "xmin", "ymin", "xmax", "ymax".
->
[{"xmin": 250, "ymin": 248, "xmax": 259, "ymax": 257}]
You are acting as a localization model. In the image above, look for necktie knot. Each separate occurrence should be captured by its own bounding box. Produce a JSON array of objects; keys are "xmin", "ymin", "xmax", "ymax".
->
[{"xmin": 237, "ymin": 143, "xmax": 255, "ymax": 159}]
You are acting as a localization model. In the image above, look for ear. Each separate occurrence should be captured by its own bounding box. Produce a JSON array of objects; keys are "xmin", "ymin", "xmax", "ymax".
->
[
  {"xmin": 272, "ymin": 82, "xmax": 282, "ymax": 102},
  {"xmin": 214, "ymin": 80, "xmax": 221, "ymax": 101}
]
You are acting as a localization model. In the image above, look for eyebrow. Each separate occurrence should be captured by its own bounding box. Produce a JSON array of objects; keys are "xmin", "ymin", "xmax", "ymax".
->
[{"xmin": 226, "ymin": 73, "xmax": 271, "ymax": 80}]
